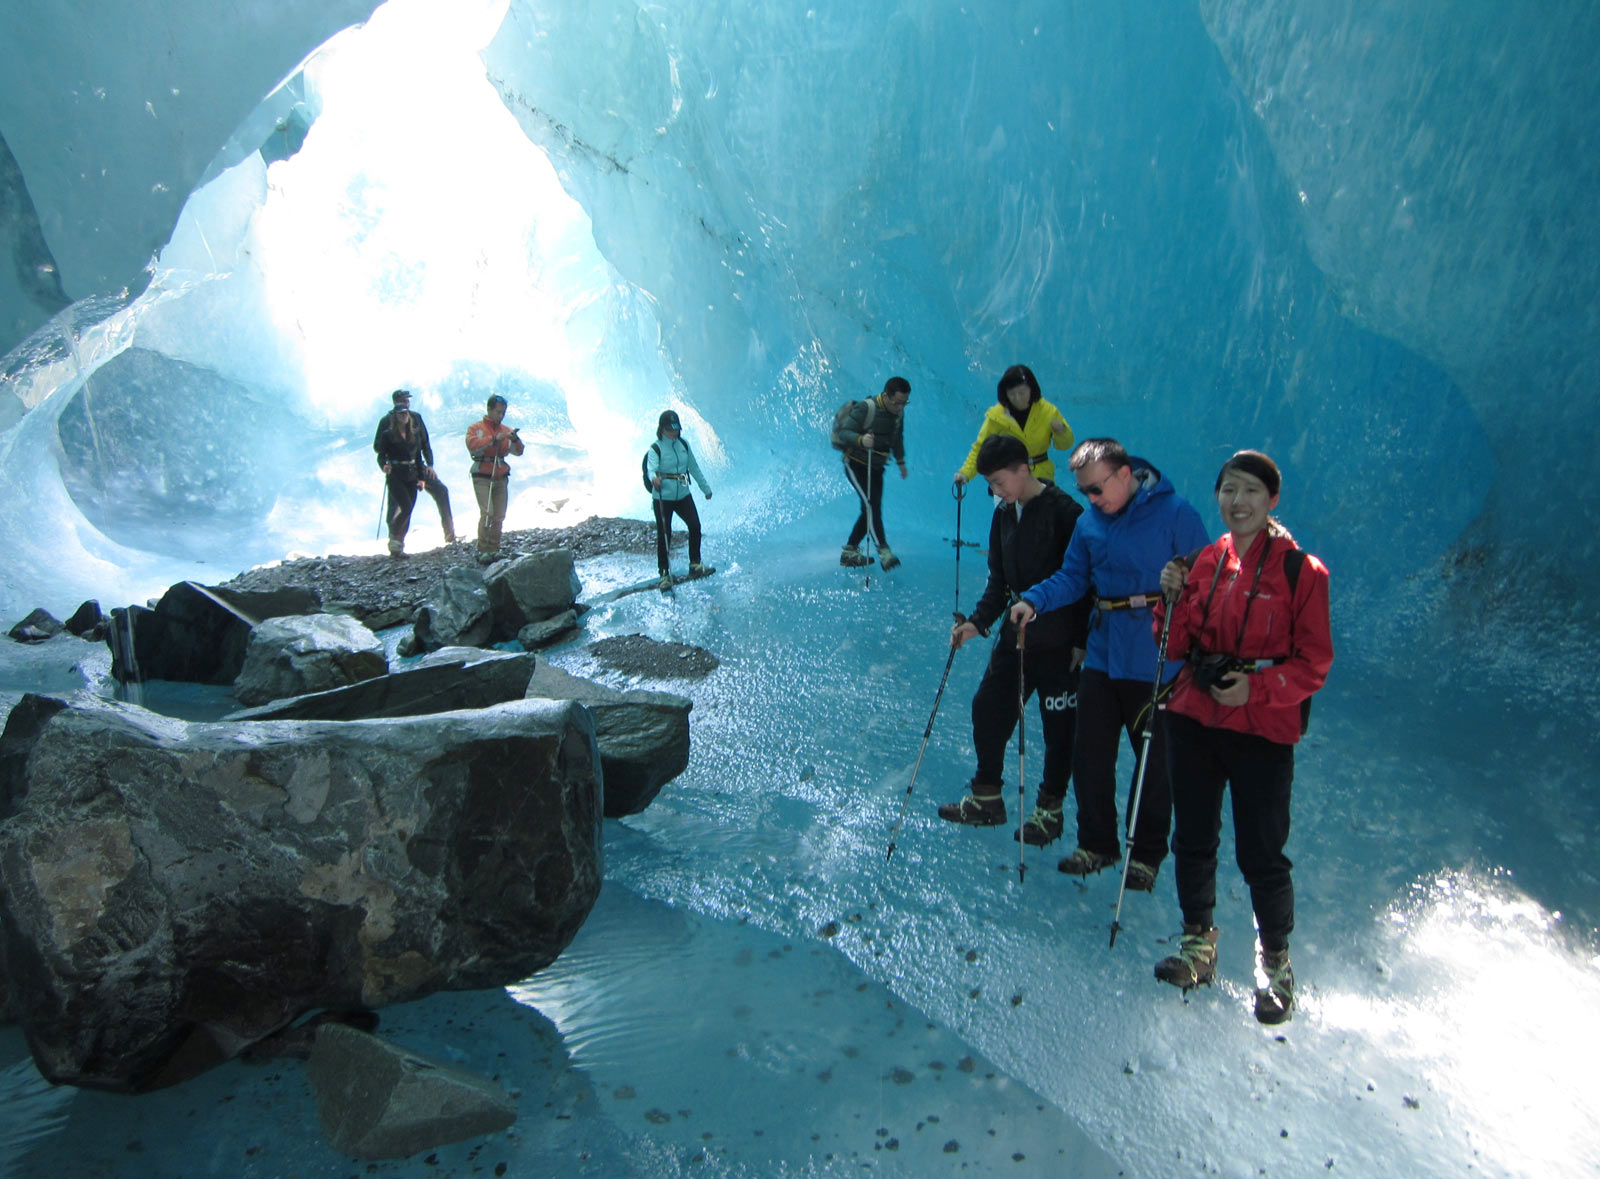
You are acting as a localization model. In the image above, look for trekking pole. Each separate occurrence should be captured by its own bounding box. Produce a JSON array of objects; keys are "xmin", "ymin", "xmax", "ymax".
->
[
  {"xmin": 886, "ymin": 612, "xmax": 968, "ymax": 862},
  {"xmin": 862, "ymin": 454, "xmax": 875, "ymax": 587},
  {"xmin": 953, "ymin": 481, "xmax": 965, "ymax": 613},
  {"xmin": 1015, "ymin": 620, "xmax": 1028, "ymax": 884},
  {"xmin": 945, "ymin": 481, "xmax": 979, "ymax": 612},
  {"xmin": 1109, "ymin": 593, "xmax": 1178, "ymax": 948},
  {"xmin": 377, "ymin": 482, "xmax": 388, "ymax": 540}
]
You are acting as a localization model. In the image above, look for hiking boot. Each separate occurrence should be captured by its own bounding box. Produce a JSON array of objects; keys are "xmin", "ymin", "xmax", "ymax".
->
[
  {"xmin": 1154, "ymin": 925, "xmax": 1218, "ymax": 991},
  {"xmin": 657, "ymin": 573, "xmax": 674, "ymax": 591},
  {"xmin": 878, "ymin": 546, "xmax": 901, "ymax": 571},
  {"xmin": 840, "ymin": 545, "xmax": 871, "ymax": 567},
  {"xmin": 387, "ymin": 537, "xmax": 405, "ymax": 557},
  {"xmin": 1254, "ymin": 949, "xmax": 1294, "ymax": 1025},
  {"xmin": 1124, "ymin": 859, "xmax": 1159, "ymax": 892},
  {"xmin": 443, "ymin": 530, "xmax": 459, "ymax": 544},
  {"xmin": 1013, "ymin": 806, "xmax": 1064, "ymax": 846},
  {"xmin": 1057, "ymin": 846, "xmax": 1120, "ymax": 877},
  {"xmin": 936, "ymin": 788, "xmax": 1006, "ymax": 827},
  {"xmin": 689, "ymin": 562, "xmax": 716, "ymax": 577},
  {"xmin": 476, "ymin": 550, "xmax": 499, "ymax": 566}
]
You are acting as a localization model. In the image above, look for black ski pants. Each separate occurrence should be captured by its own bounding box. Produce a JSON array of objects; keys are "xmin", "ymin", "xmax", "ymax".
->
[
  {"xmin": 1166, "ymin": 711, "xmax": 1295, "ymax": 952},
  {"xmin": 654, "ymin": 494, "xmax": 702, "ymax": 574},
  {"xmin": 1071, "ymin": 667, "xmax": 1173, "ymax": 867},
  {"xmin": 843, "ymin": 456, "xmax": 888, "ymax": 550},
  {"xmin": 970, "ymin": 637, "xmax": 1078, "ymax": 806},
  {"xmin": 385, "ymin": 467, "xmax": 421, "ymax": 543}
]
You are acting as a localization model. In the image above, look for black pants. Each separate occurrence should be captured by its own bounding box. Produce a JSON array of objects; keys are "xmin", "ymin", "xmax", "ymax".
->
[
  {"xmin": 843, "ymin": 457, "xmax": 887, "ymax": 549},
  {"xmin": 1166, "ymin": 711, "xmax": 1295, "ymax": 951},
  {"xmin": 654, "ymin": 494, "xmax": 702, "ymax": 573},
  {"xmin": 970, "ymin": 638, "xmax": 1078, "ymax": 805},
  {"xmin": 1072, "ymin": 667, "xmax": 1173, "ymax": 866},
  {"xmin": 386, "ymin": 468, "xmax": 421, "ymax": 542},
  {"xmin": 420, "ymin": 470, "xmax": 454, "ymax": 539}
]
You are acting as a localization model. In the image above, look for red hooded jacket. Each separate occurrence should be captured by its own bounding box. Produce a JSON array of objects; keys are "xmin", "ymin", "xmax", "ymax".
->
[{"xmin": 1153, "ymin": 530, "xmax": 1332, "ymax": 746}]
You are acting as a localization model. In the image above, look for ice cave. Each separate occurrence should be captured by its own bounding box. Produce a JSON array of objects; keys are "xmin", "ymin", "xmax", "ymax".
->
[{"xmin": 1, "ymin": 0, "xmax": 1597, "ymax": 1175}]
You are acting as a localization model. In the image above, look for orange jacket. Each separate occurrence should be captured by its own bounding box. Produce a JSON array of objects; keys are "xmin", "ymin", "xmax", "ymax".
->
[{"xmin": 465, "ymin": 417, "xmax": 524, "ymax": 478}]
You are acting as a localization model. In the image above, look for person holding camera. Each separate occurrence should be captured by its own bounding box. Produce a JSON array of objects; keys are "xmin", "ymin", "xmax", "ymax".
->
[
  {"xmin": 465, "ymin": 394, "xmax": 525, "ymax": 564},
  {"xmin": 1149, "ymin": 449, "xmax": 1332, "ymax": 1025}
]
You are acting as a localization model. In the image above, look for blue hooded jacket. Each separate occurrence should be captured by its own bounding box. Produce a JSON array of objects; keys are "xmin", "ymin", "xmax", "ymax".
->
[{"xmin": 1021, "ymin": 458, "xmax": 1210, "ymax": 683}]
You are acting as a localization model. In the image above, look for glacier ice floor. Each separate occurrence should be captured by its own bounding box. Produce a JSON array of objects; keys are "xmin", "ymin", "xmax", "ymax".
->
[{"xmin": 3, "ymin": 505, "xmax": 1599, "ymax": 1178}]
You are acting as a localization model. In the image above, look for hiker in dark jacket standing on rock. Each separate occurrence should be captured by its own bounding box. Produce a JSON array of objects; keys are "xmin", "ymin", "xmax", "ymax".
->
[
  {"xmin": 940, "ymin": 435, "xmax": 1091, "ymax": 843},
  {"xmin": 373, "ymin": 389, "xmax": 456, "ymax": 557}
]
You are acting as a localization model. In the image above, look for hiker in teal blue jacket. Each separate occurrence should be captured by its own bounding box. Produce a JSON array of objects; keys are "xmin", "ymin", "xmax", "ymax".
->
[
  {"xmin": 1010, "ymin": 438, "xmax": 1209, "ymax": 890},
  {"xmin": 646, "ymin": 409, "xmax": 714, "ymax": 590}
]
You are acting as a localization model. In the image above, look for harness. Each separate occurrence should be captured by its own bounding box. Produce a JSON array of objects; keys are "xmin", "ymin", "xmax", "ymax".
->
[
  {"xmin": 1095, "ymin": 591, "xmax": 1164, "ymax": 612},
  {"xmin": 1028, "ymin": 451, "xmax": 1049, "ymax": 468}
]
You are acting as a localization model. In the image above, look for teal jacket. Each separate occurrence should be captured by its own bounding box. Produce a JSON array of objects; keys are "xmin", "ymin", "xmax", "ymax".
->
[{"xmin": 647, "ymin": 435, "xmax": 711, "ymax": 502}]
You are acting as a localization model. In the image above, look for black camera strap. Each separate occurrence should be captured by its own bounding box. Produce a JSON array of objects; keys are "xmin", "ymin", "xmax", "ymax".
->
[{"xmin": 1197, "ymin": 533, "xmax": 1275, "ymax": 657}]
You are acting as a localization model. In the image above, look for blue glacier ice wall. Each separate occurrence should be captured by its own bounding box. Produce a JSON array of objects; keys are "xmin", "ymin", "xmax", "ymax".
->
[{"xmin": 3, "ymin": 0, "xmax": 1595, "ymax": 664}]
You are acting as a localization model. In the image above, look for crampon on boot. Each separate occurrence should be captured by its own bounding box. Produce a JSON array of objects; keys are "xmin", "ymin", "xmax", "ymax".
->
[
  {"xmin": 1013, "ymin": 804, "xmax": 1064, "ymax": 846},
  {"xmin": 936, "ymin": 787, "xmax": 1006, "ymax": 826},
  {"xmin": 1057, "ymin": 846, "xmax": 1120, "ymax": 877},
  {"xmin": 1254, "ymin": 948, "xmax": 1294, "ymax": 1024},
  {"xmin": 1154, "ymin": 925, "xmax": 1218, "ymax": 992}
]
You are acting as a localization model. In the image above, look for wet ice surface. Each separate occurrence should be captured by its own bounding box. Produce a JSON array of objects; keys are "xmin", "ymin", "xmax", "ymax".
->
[{"xmin": 4, "ymin": 510, "xmax": 1599, "ymax": 1177}]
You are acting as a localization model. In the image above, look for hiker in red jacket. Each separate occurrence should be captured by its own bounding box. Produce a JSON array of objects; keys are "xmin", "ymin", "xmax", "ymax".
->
[{"xmin": 1149, "ymin": 449, "xmax": 1333, "ymax": 1026}]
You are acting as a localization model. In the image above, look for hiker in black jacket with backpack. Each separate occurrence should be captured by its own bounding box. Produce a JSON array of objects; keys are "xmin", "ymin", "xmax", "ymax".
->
[
  {"xmin": 644, "ymin": 409, "xmax": 714, "ymax": 591},
  {"xmin": 831, "ymin": 376, "xmax": 910, "ymax": 569}
]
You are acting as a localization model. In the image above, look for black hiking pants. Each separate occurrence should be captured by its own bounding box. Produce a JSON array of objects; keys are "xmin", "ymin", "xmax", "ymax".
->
[
  {"xmin": 843, "ymin": 456, "xmax": 887, "ymax": 550},
  {"xmin": 1071, "ymin": 667, "xmax": 1173, "ymax": 867},
  {"xmin": 385, "ymin": 466, "xmax": 421, "ymax": 543},
  {"xmin": 1166, "ymin": 711, "xmax": 1295, "ymax": 952},
  {"xmin": 654, "ymin": 494, "xmax": 702, "ymax": 574},
  {"xmin": 970, "ymin": 637, "xmax": 1078, "ymax": 806}
]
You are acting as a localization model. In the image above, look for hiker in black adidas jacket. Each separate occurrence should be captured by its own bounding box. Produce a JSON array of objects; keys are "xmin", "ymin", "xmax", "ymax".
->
[
  {"xmin": 832, "ymin": 376, "xmax": 910, "ymax": 569},
  {"xmin": 938, "ymin": 435, "xmax": 1092, "ymax": 845}
]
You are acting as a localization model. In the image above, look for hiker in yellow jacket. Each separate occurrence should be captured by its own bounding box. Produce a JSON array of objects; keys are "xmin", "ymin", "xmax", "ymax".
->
[{"xmin": 953, "ymin": 364, "xmax": 1073, "ymax": 487}]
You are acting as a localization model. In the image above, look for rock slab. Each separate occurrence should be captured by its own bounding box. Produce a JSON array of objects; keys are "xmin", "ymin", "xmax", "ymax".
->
[
  {"xmin": 526, "ymin": 662, "xmax": 690, "ymax": 817},
  {"xmin": 232, "ymin": 614, "xmax": 387, "ymax": 707},
  {"xmin": 306, "ymin": 1023, "xmax": 516, "ymax": 1159},
  {"xmin": 0, "ymin": 693, "xmax": 603, "ymax": 1092},
  {"xmin": 225, "ymin": 649, "xmax": 536, "ymax": 722},
  {"xmin": 107, "ymin": 580, "xmax": 321, "ymax": 685}
]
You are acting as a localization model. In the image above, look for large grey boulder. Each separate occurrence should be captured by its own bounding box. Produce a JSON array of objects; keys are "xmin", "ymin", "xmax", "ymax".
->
[
  {"xmin": 525, "ymin": 662, "xmax": 689, "ymax": 817},
  {"xmin": 517, "ymin": 610, "xmax": 579, "ymax": 651},
  {"xmin": 7, "ymin": 608, "xmax": 63, "ymax": 643},
  {"xmin": 232, "ymin": 614, "xmax": 387, "ymax": 707},
  {"xmin": 107, "ymin": 580, "xmax": 321, "ymax": 685},
  {"xmin": 225, "ymin": 649, "xmax": 536, "ymax": 722},
  {"xmin": 402, "ymin": 567, "xmax": 493, "ymax": 655},
  {"xmin": 305, "ymin": 1023, "xmax": 516, "ymax": 1159},
  {"xmin": 0, "ymin": 693, "xmax": 603, "ymax": 1092},
  {"xmin": 484, "ymin": 550, "xmax": 580, "ymax": 639}
]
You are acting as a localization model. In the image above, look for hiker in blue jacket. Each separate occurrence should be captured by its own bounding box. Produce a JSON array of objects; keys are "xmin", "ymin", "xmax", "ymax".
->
[
  {"xmin": 1009, "ymin": 438, "xmax": 1210, "ymax": 890},
  {"xmin": 646, "ymin": 409, "xmax": 714, "ymax": 591}
]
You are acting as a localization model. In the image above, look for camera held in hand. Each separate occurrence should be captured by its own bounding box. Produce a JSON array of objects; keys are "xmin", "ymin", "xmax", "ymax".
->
[{"xmin": 1191, "ymin": 652, "xmax": 1244, "ymax": 693}]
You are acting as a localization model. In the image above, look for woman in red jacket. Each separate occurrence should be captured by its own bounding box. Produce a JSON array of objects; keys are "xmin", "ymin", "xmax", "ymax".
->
[{"xmin": 1149, "ymin": 450, "xmax": 1332, "ymax": 1025}]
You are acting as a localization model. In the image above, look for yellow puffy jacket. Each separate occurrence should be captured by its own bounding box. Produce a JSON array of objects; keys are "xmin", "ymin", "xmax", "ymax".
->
[{"xmin": 956, "ymin": 397, "xmax": 1074, "ymax": 484}]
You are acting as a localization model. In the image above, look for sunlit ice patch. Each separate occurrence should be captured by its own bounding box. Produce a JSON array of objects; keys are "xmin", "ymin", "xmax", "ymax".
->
[{"xmin": 1316, "ymin": 867, "xmax": 1600, "ymax": 1176}]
